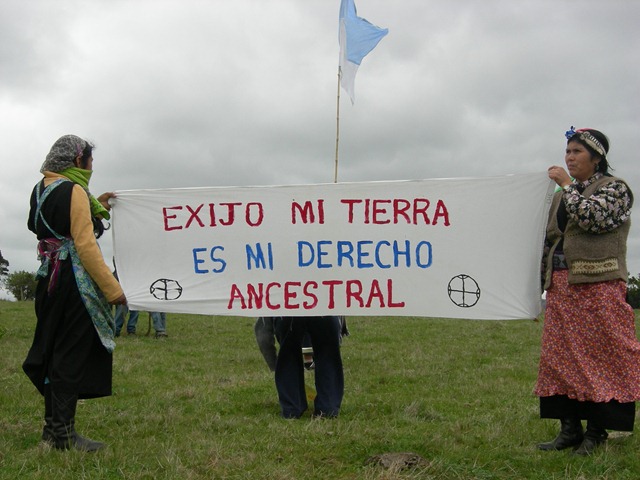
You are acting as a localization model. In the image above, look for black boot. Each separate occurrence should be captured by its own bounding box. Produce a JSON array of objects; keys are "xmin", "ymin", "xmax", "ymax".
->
[
  {"xmin": 537, "ymin": 418, "xmax": 584, "ymax": 451},
  {"xmin": 41, "ymin": 384, "xmax": 54, "ymax": 444},
  {"xmin": 573, "ymin": 421, "xmax": 608, "ymax": 456},
  {"xmin": 51, "ymin": 389, "xmax": 105, "ymax": 452}
]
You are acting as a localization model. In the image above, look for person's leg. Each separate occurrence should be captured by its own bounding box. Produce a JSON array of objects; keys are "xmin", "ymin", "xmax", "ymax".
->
[
  {"xmin": 537, "ymin": 417, "xmax": 584, "ymax": 451},
  {"xmin": 274, "ymin": 317, "xmax": 307, "ymax": 418},
  {"xmin": 151, "ymin": 312, "xmax": 167, "ymax": 337},
  {"xmin": 574, "ymin": 419, "xmax": 608, "ymax": 456},
  {"xmin": 41, "ymin": 383, "xmax": 54, "ymax": 444},
  {"xmin": 307, "ymin": 316, "xmax": 344, "ymax": 417},
  {"xmin": 114, "ymin": 304, "xmax": 126, "ymax": 337},
  {"xmin": 48, "ymin": 289, "xmax": 107, "ymax": 451},
  {"xmin": 538, "ymin": 395, "xmax": 584, "ymax": 451},
  {"xmin": 127, "ymin": 310, "xmax": 139, "ymax": 334},
  {"xmin": 50, "ymin": 388, "xmax": 105, "ymax": 451},
  {"xmin": 571, "ymin": 402, "xmax": 630, "ymax": 456}
]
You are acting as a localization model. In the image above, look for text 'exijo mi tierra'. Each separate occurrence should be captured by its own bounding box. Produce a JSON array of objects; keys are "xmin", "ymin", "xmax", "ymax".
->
[{"xmin": 161, "ymin": 197, "xmax": 451, "ymax": 230}]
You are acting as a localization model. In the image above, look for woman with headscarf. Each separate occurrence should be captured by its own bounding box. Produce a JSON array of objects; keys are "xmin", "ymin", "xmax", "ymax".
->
[
  {"xmin": 535, "ymin": 127, "xmax": 640, "ymax": 456},
  {"xmin": 24, "ymin": 134, "xmax": 126, "ymax": 452}
]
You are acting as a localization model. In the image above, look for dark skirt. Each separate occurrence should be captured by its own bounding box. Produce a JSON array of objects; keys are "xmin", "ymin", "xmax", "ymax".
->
[
  {"xmin": 540, "ymin": 395, "xmax": 635, "ymax": 431},
  {"xmin": 22, "ymin": 259, "xmax": 112, "ymax": 399}
]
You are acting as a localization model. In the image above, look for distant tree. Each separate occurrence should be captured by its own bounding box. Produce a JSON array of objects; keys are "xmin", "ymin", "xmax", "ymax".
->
[
  {"xmin": 5, "ymin": 271, "xmax": 38, "ymax": 301},
  {"xmin": 627, "ymin": 274, "xmax": 640, "ymax": 309},
  {"xmin": 0, "ymin": 250, "xmax": 9, "ymax": 282}
]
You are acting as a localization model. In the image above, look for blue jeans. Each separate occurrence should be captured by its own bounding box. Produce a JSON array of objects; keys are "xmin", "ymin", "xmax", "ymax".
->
[
  {"xmin": 114, "ymin": 306, "xmax": 139, "ymax": 335},
  {"xmin": 150, "ymin": 312, "xmax": 166, "ymax": 333},
  {"xmin": 274, "ymin": 316, "xmax": 344, "ymax": 418}
]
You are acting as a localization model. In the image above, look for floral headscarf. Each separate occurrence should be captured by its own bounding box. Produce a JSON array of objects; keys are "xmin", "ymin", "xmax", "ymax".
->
[
  {"xmin": 38, "ymin": 134, "xmax": 110, "ymax": 220},
  {"xmin": 40, "ymin": 134, "xmax": 89, "ymax": 173}
]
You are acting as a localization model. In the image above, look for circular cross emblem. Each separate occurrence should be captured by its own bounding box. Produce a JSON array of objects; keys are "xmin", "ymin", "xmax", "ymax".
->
[
  {"xmin": 447, "ymin": 274, "xmax": 481, "ymax": 308},
  {"xmin": 150, "ymin": 278, "xmax": 183, "ymax": 301}
]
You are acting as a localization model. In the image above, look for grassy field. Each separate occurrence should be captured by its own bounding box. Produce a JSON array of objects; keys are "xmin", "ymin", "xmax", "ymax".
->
[{"xmin": 1, "ymin": 301, "xmax": 639, "ymax": 479}]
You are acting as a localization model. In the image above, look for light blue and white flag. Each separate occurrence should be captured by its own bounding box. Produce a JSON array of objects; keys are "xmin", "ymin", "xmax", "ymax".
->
[{"xmin": 339, "ymin": 0, "xmax": 388, "ymax": 104}]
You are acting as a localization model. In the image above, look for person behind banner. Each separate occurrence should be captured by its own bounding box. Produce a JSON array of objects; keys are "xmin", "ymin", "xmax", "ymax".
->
[
  {"xmin": 274, "ymin": 316, "xmax": 346, "ymax": 419},
  {"xmin": 535, "ymin": 127, "xmax": 640, "ymax": 456},
  {"xmin": 24, "ymin": 135, "xmax": 126, "ymax": 452},
  {"xmin": 112, "ymin": 264, "xmax": 138, "ymax": 337}
]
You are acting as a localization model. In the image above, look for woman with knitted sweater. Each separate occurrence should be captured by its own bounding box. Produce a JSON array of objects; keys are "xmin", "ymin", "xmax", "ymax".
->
[{"xmin": 535, "ymin": 127, "xmax": 640, "ymax": 456}]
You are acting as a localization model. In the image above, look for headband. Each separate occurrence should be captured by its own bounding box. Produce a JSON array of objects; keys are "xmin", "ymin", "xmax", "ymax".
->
[{"xmin": 565, "ymin": 126, "xmax": 607, "ymax": 158}]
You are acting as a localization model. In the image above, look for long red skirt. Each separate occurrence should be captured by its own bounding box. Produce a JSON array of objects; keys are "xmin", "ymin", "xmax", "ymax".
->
[{"xmin": 535, "ymin": 270, "xmax": 640, "ymax": 404}]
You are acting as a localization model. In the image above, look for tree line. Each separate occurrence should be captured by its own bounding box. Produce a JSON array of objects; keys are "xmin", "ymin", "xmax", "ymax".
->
[
  {"xmin": 628, "ymin": 275, "xmax": 640, "ymax": 309},
  {"xmin": 0, "ymin": 250, "xmax": 37, "ymax": 301}
]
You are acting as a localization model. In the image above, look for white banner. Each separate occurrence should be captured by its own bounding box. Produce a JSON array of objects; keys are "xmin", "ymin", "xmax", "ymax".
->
[{"xmin": 111, "ymin": 172, "xmax": 554, "ymax": 320}]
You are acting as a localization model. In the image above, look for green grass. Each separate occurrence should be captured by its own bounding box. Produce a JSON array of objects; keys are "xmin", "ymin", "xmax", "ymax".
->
[{"xmin": 1, "ymin": 301, "xmax": 639, "ymax": 479}]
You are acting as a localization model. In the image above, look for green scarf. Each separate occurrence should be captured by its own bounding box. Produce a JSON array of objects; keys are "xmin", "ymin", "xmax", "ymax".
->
[{"xmin": 59, "ymin": 167, "xmax": 111, "ymax": 220}]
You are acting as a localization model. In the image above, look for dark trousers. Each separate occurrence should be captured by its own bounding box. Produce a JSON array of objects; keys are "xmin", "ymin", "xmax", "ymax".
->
[{"xmin": 274, "ymin": 316, "xmax": 344, "ymax": 418}]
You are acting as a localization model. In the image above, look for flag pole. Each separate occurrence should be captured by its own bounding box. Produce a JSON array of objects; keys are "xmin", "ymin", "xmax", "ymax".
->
[{"xmin": 334, "ymin": 67, "xmax": 341, "ymax": 184}]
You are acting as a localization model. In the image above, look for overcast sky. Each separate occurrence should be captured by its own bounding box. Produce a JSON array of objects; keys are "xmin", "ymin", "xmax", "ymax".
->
[{"xmin": 1, "ymin": 0, "xmax": 639, "ymax": 300}]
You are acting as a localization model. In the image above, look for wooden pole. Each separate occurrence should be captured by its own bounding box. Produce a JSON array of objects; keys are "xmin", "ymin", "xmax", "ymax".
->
[{"xmin": 334, "ymin": 68, "xmax": 341, "ymax": 183}]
